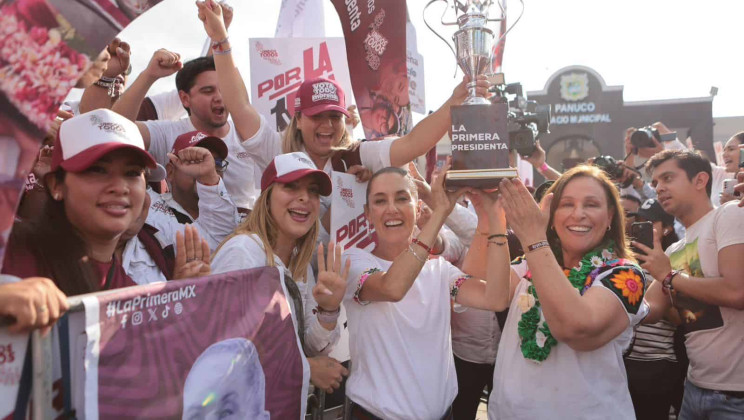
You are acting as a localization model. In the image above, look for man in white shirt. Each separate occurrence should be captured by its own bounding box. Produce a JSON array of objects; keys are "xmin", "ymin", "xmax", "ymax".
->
[
  {"xmin": 113, "ymin": 52, "xmax": 261, "ymax": 211},
  {"xmin": 148, "ymin": 131, "xmax": 239, "ymax": 251},
  {"xmin": 636, "ymin": 150, "xmax": 744, "ymax": 419}
]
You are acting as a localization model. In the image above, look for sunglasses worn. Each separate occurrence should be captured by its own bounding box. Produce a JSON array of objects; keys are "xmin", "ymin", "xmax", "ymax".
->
[{"xmin": 215, "ymin": 158, "xmax": 229, "ymax": 172}]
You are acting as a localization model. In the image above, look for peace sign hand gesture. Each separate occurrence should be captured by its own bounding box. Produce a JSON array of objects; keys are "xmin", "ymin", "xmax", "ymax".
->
[{"xmin": 313, "ymin": 242, "xmax": 350, "ymax": 312}]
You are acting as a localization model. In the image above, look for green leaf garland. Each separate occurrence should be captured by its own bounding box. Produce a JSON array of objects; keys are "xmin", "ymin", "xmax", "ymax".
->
[{"xmin": 518, "ymin": 240, "xmax": 615, "ymax": 362}]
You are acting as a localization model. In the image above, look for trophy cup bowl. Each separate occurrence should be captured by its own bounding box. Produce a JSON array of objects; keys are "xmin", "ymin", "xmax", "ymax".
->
[
  {"xmin": 423, "ymin": 0, "xmax": 518, "ymax": 188},
  {"xmin": 453, "ymin": 21, "xmax": 495, "ymax": 105}
]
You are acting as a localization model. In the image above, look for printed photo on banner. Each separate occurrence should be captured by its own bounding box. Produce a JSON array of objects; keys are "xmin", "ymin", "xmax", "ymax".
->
[
  {"xmin": 249, "ymin": 38, "xmax": 354, "ymax": 132},
  {"xmin": 330, "ymin": 171, "xmax": 377, "ymax": 252},
  {"xmin": 331, "ymin": 0, "xmax": 411, "ymax": 139},
  {"xmin": 83, "ymin": 267, "xmax": 308, "ymax": 419}
]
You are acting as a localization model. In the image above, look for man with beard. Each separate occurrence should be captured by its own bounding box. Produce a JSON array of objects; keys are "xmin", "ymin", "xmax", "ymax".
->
[{"xmin": 113, "ymin": 51, "xmax": 259, "ymax": 213}]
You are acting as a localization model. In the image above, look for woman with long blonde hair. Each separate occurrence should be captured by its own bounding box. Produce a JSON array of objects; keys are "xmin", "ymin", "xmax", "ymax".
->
[{"xmin": 211, "ymin": 152, "xmax": 350, "ymax": 394}]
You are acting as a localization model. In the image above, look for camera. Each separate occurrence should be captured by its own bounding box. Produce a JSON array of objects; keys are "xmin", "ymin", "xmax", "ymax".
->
[
  {"xmin": 630, "ymin": 126, "xmax": 677, "ymax": 149},
  {"xmin": 490, "ymin": 79, "xmax": 551, "ymax": 157},
  {"xmin": 592, "ymin": 155, "xmax": 625, "ymax": 181}
]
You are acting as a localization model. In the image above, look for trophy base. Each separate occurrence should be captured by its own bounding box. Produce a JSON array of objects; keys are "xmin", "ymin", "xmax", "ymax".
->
[
  {"xmin": 445, "ymin": 168, "xmax": 519, "ymax": 190},
  {"xmin": 463, "ymin": 96, "xmax": 491, "ymax": 106}
]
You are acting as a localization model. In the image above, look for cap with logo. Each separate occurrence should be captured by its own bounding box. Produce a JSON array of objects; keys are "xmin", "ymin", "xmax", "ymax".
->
[
  {"xmin": 261, "ymin": 152, "xmax": 333, "ymax": 196},
  {"xmin": 171, "ymin": 131, "xmax": 228, "ymax": 159},
  {"xmin": 52, "ymin": 109, "xmax": 157, "ymax": 173},
  {"xmin": 294, "ymin": 77, "xmax": 349, "ymax": 117},
  {"xmin": 635, "ymin": 198, "xmax": 675, "ymax": 226}
]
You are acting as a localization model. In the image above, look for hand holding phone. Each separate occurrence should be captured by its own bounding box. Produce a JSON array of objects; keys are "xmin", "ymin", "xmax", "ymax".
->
[{"xmin": 630, "ymin": 221, "xmax": 654, "ymax": 255}]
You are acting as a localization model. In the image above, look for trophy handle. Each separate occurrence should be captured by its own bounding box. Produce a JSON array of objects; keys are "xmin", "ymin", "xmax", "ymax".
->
[{"xmin": 423, "ymin": 0, "xmax": 458, "ymax": 60}]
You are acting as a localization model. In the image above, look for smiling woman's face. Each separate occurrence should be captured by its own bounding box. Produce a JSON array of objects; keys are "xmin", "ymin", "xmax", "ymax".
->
[{"xmin": 552, "ymin": 176, "xmax": 613, "ymax": 260}]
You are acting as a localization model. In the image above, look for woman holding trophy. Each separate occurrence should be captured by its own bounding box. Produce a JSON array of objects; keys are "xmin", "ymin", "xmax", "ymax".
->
[{"xmin": 481, "ymin": 166, "xmax": 648, "ymax": 419}]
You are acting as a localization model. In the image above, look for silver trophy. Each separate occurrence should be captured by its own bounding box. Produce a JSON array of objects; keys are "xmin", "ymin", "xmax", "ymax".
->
[{"xmin": 424, "ymin": 0, "xmax": 507, "ymax": 105}]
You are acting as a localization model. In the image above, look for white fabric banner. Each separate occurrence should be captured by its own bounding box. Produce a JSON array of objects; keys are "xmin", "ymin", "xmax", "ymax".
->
[
  {"xmin": 275, "ymin": 0, "xmax": 327, "ymax": 38},
  {"xmin": 0, "ymin": 330, "xmax": 29, "ymax": 418},
  {"xmin": 406, "ymin": 15, "xmax": 426, "ymax": 114},
  {"xmin": 328, "ymin": 171, "xmax": 377, "ymax": 362},
  {"xmin": 249, "ymin": 38, "xmax": 354, "ymax": 132}
]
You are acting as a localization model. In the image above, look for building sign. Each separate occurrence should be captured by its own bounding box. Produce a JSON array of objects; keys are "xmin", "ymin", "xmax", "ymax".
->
[
  {"xmin": 528, "ymin": 65, "xmax": 714, "ymax": 171},
  {"xmin": 551, "ymin": 71, "xmax": 612, "ymax": 126}
]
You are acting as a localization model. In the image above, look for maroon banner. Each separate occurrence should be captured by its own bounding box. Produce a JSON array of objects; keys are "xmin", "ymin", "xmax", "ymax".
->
[
  {"xmin": 331, "ymin": 0, "xmax": 411, "ymax": 140},
  {"xmin": 87, "ymin": 267, "xmax": 306, "ymax": 419}
]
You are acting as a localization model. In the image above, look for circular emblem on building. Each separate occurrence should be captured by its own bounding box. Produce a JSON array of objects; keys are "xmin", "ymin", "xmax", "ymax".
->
[{"xmin": 560, "ymin": 72, "xmax": 589, "ymax": 101}]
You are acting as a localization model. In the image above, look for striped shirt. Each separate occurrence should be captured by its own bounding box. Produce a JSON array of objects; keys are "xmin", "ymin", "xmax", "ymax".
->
[{"xmin": 626, "ymin": 320, "xmax": 677, "ymax": 362}]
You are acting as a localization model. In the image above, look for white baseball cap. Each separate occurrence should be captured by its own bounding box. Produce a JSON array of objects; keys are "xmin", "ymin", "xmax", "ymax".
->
[
  {"xmin": 260, "ymin": 152, "xmax": 332, "ymax": 196},
  {"xmin": 52, "ymin": 109, "xmax": 157, "ymax": 173}
]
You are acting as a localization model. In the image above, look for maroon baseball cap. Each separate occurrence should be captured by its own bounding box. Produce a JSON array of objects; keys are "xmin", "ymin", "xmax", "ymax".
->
[
  {"xmin": 260, "ymin": 152, "xmax": 332, "ymax": 196},
  {"xmin": 294, "ymin": 78, "xmax": 349, "ymax": 117},
  {"xmin": 51, "ymin": 109, "xmax": 157, "ymax": 173},
  {"xmin": 171, "ymin": 131, "xmax": 228, "ymax": 159}
]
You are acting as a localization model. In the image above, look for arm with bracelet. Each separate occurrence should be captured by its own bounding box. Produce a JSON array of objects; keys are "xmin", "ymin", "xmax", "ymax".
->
[
  {"xmin": 196, "ymin": 0, "xmax": 261, "ymax": 142},
  {"xmin": 459, "ymin": 189, "xmax": 513, "ymax": 311}
]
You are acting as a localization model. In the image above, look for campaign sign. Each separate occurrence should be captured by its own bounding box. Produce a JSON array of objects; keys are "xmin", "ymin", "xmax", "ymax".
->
[
  {"xmin": 83, "ymin": 267, "xmax": 307, "ymax": 419},
  {"xmin": 249, "ymin": 38, "xmax": 354, "ymax": 132}
]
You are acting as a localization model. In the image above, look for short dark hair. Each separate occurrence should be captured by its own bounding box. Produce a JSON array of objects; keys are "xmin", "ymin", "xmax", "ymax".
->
[
  {"xmin": 365, "ymin": 167, "xmax": 417, "ymax": 205},
  {"xmin": 175, "ymin": 56, "xmax": 216, "ymax": 115},
  {"xmin": 620, "ymin": 194, "xmax": 642, "ymax": 206},
  {"xmin": 645, "ymin": 149, "xmax": 712, "ymax": 197}
]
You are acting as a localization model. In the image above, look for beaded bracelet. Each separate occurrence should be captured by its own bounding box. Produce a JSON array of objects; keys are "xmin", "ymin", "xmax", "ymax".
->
[
  {"xmin": 406, "ymin": 245, "xmax": 427, "ymax": 264},
  {"xmin": 487, "ymin": 233, "xmax": 508, "ymax": 240},
  {"xmin": 411, "ymin": 238, "xmax": 432, "ymax": 254}
]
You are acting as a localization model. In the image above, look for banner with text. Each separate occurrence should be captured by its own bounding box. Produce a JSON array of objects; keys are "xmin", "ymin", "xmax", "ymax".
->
[
  {"xmin": 83, "ymin": 267, "xmax": 307, "ymax": 419},
  {"xmin": 331, "ymin": 0, "xmax": 411, "ymax": 139},
  {"xmin": 249, "ymin": 38, "xmax": 353, "ymax": 132},
  {"xmin": 328, "ymin": 171, "xmax": 376, "ymax": 362}
]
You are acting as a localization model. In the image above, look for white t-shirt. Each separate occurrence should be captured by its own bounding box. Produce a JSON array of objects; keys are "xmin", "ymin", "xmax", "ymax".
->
[
  {"xmin": 665, "ymin": 202, "xmax": 744, "ymax": 391},
  {"xmin": 488, "ymin": 258, "xmax": 649, "ymax": 420},
  {"xmin": 121, "ymin": 235, "xmax": 167, "ymax": 285},
  {"xmin": 145, "ymin": 118, "xmax": 262, "ymax": 209},
  {"xmin": 342, "ymin": 248, "xmax": 468, "ymax": 420},
  {"xmin": 210, "ymin": 233, "xmax": 340, "ymax": 356},
  {"xmin": 147, "ymin": 90, "xmax": 187, "ymax": 121}
]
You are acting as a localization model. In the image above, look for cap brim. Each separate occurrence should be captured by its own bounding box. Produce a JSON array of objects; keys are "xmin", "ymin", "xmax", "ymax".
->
[
  {"xmin": 147, "ymin": 163, "xmax": 167, "ymax": 182},
  {"xmin": 301, "ymin": 104, "xmax": 350, "ymax": 118},
  {"xmin": 193, "ymin": 137, "xmax": 228, "ymax": 159},
  {"xmin": 59, "ymin": 143, "xmax": 157, "ymax": 173},
  {"xmin": 275, "ymin": 169, "xmax": 333, "ymax": 196}
]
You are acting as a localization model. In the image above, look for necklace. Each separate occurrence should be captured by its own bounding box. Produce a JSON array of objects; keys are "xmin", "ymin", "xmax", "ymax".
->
[{"xmin": 517, "ymin": 240, "xmax": 616, "ymax": 362}]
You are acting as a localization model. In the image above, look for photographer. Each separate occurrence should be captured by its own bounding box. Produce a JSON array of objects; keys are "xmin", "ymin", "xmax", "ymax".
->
[{"xmin": 626, "ymin": 122, "xmax": 731, "ymax": 207}]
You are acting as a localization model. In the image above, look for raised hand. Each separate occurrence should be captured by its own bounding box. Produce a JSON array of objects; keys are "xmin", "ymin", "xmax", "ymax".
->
[
  {"xmin": 103, "ymin": 38, "xmax": 131, "ymax": 79},
  {"xmin": 143, "ymin": 48, "xmax": 182, "ymax": 80},
  {"xmin": 174, "ymin": 224, "xmax": 211, "ymax": 280},
  {"xmin": 313, "ymin": 242, "xmax": 350, "ymax": 312},
  {"xmin": 429, "ymin": 158, "xmax": 470, "ymax": 217},
  {"xmin": 167, "ymin": 147, "xmax": 220, "ymax": 186},
  {"xmin": 450, "ymin": 74, "xmax": 491, "ymax": 104},
  {"xmin": 196, "ymin": 0, "xmax": 228, "ymax": 41},
  {"xmin": 408, "ymin": 161, "xmax": 433, "ymax": 207},
  {"xmin": 499, "ymin": 178, "xmax": 550, "ymax": 246}
]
